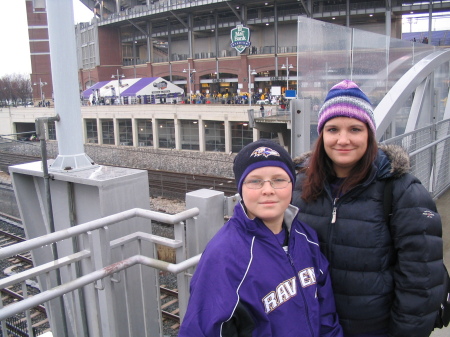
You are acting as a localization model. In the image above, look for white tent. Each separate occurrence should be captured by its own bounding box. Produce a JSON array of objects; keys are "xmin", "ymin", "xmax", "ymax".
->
[
  {"xmin": 121, "ymin": 77, "xmax": 184, "ymax": 104},
  {"xmin": 82, "ymin": 77, "xmax": 185, "ymax": 104}
]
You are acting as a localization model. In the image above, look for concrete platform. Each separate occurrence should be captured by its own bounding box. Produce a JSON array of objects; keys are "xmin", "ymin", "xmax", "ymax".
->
[{"xmin": 431, "ymin": 187, "xmax": 450, "ymax": 336}]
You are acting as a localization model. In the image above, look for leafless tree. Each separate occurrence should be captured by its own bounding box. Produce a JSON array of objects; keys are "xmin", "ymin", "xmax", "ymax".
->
[{"xmin": 0, "ymin": 73, "xmax": 32, "ymax": 107}]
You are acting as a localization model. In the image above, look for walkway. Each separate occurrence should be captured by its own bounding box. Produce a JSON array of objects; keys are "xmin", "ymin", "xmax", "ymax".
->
[{"xmin": 432, "ymin": 187, "xmax": 450, "ymax": 336}]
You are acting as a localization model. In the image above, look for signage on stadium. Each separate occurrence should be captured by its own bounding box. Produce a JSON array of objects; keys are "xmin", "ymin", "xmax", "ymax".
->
[{"xmin": 230, "ymin": 25, "xmax": 251, "ymax": 54}]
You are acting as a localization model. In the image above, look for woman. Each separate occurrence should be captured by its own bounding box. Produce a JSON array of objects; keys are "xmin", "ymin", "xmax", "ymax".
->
[
  {"xmin": 179, "ymin": 139, "xmax": 343, "ymax": 336},
  {"xmin": 292, "ymin": 80, "xmax": 444, "ymax": 337}
]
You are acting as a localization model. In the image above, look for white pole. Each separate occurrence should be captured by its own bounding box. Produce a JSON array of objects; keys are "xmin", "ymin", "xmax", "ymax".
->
[
  {"xmin": 117, "ymin": 70, "xmax": 121, "ymax": 105},
  {"xmin": 248, "ymin": 65, "xmax": 251, "ymax": 107},
  {"xmin": 286, "ymin": 57, "xmax": 289, "ymax": 91},
  {"xmin": 46, "ymin": 0, "xmax": 95, "ymax": 171},
  {"xmin": 189, "ymin": 64, "xmax": 192, "ymax": 103}
]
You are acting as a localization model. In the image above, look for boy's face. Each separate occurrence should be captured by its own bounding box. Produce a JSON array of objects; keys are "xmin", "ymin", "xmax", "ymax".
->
[{"xmin": 242, "ymin": 166, "xmax": 292, "ymax": 231}]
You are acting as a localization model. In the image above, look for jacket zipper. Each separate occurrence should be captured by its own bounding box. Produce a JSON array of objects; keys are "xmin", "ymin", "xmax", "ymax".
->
[
  {"xmin": 331, "ymin": 198, "xmax": 338, "ymax": 223},
  {"xmin": 286, "ymin": 242, "xmax": 315, "ymax": 337}
]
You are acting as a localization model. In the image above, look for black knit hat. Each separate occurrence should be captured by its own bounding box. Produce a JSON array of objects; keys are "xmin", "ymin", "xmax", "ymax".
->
[{"xmin": 233, "ymin": 139, "xmax": 296, "ymax": 196}]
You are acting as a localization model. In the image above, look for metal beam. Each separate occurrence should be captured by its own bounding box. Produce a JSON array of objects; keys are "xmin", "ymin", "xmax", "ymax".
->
[
  {"xmin": 225, "ymin": 1, "xmax": 243, "ymax": 22},
  {"xmin": 374, "ymin": 49, "xmax": 450, "ymax": 140},
  {"xmin": 126, "ymin": 20, "xmax": 149, "ymax": 37},
  {"xmin": 169, "ymin": 10, "xmax": 189, "ymax": 29}
]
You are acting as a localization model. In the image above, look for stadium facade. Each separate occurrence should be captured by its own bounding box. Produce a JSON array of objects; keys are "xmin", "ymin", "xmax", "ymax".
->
[{"xmin": 25, "ymin": 0, "xmax": 450, "ymax": 103}]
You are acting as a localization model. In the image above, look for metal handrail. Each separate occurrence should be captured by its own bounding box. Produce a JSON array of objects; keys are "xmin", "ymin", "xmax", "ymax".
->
[
  {"xmin": 0, "ymin": 207, "xmax": 199, "ymax": 259},
  {"xmin": 0, "ymin": 253, "xmax": 201, "ymax": 321}
]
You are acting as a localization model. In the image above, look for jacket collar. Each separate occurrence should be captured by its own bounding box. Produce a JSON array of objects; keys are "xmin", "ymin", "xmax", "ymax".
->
[{"xmin": 235, "ymin": 201, "xmax": 299, "ymax": 233}]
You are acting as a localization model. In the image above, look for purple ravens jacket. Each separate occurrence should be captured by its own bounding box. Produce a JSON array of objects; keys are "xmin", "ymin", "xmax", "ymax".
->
[{"xmin": 179, "ymin": 202, "xmax": 343, "ymax": 337}]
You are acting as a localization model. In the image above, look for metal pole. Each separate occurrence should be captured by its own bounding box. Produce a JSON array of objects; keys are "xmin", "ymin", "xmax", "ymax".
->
[
  {"xmin": 111, "ymin": 69, "xmax": 124, "ymax": 105},
  {"xmin": 189, "ymin": 64, "xmax": 192, "ymax": 103},
  {"xmin": 183, "ymin": 64, "xmax": 196, "ymax": 103},
  {"xmin": 248, "ymin": 64, "xmax": 251, "ymax": 107},
  {"xmin": 35, "ymin": 114, "xmax": 69, "ymax": 336},
  {"xmin": 286, "ymin": 57, "xmax": 289, "ymax": 91},
  {"xmin": 40, "ymin": 79, "xmax": 44, "ymax": 106},
  {"xmin": 46, "ymin": 0, "xmax": 96, "ymax": 172},
  {"xmin": 117, "ymin": 69, "xmax": 121, "ymax": 104}
]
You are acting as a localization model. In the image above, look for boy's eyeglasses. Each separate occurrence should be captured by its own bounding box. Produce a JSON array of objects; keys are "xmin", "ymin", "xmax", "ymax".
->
[{"xmin": 243, "ymin": 178, "xmax": 291, "ymax": 189}]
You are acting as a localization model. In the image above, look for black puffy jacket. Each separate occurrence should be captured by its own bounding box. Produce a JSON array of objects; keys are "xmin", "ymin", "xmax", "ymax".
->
[{"xmin": 292, "ymin": 144, "xmax": 443, "ymax": 337}]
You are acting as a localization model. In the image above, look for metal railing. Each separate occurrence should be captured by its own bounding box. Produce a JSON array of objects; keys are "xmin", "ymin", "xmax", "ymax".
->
[
  {"xmin": 382, "ymin": 118, "xmax": 450, "ymax": 199},
  {"xmin": 0, "ymin": 207, "xmax": 202, "ymax": 337}
]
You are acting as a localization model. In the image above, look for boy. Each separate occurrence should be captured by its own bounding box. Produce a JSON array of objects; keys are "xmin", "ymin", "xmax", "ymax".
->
[{"xmin": 179, "ymin": 139, "xmax": 342, "ymax": 336}]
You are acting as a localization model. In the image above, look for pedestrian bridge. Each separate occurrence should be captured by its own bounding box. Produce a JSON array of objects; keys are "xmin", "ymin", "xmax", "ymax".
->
[{"xmin": 0, "ymin": 17, "xmax": 450, "ymax": 336}]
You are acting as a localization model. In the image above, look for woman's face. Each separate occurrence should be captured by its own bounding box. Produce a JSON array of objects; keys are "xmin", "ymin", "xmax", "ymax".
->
[{"xmin": 323, "ymin": 117, "xmax": 369, "ymax": 177}]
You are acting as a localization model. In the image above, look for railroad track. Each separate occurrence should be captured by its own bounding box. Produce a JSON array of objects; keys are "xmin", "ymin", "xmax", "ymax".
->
[
  {"xmin": 0, "ymin": 151, "xmax": 237, "ymax": 199},
  {"xmin": 0, "ymin": 219, "xmax": 51, "ymax": 336},
  {"xmin": 0, "ymin": 214, "xmax": 182, "ymax": 336},
  {"xmin": 0, "ymin": 152, "xmax": 39, "ymax": 173},
  {"xmin": 160, "ymin": 285, "xmax": 181, "ymax": 328}
]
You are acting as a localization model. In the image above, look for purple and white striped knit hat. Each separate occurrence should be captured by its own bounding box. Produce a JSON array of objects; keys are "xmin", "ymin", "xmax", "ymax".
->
[{"xmin": 317, "ymin": 80, "xmax": 376, "ymax": 135}]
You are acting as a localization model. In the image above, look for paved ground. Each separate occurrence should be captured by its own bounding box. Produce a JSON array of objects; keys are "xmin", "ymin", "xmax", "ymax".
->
[{"xmin": 431, "ymin": 187, "xmax": 450, "ymax": 336}]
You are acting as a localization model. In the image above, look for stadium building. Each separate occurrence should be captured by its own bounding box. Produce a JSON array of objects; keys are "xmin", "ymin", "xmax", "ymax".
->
[{"xmin": 25, "ymin": 0, "xmax": 450, "ymax": 104}]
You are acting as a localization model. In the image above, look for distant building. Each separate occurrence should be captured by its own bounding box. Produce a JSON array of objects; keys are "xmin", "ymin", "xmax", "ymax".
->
[{"xmin": 25, "ymin": 0, "xmax": 450, "ymax": 102}]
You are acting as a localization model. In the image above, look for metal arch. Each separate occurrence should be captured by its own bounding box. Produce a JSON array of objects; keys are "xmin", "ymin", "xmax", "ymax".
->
[
  {"xmin": 404, "ymin": 77, "xmax": 429, "ymax": 133},
  {"xmin": 374, "ymin": 49, "xmax": 450, "ymax": 141}
]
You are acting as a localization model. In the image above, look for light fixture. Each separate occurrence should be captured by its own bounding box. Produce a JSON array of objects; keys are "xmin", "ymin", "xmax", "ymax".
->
[
  {"xmin": 248, "ymin": 65, "xmax": 257, "ymax": 107},
  {"xmin": 111, "ymin": 69, "xmax": 125, "ymax": 105},
  {"xmin": 183, "ymin": 65, "xmax": 196, "ymax": 103},
  {"xmin": 281, "ymin": 58, "xmax": 295, "ymax": 95},
  {"xmin": 281, "ymin": 64, "xmax": 294, "ymax": 70},
  {"xmin": 33, "ymin": 78, "xmax": 48, "ymax": 106}
]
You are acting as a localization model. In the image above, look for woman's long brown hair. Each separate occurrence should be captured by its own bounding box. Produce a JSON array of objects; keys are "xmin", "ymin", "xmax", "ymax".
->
[{"xmin": 301, "ymin": 127, "xmax": 378, "ymax": 202}]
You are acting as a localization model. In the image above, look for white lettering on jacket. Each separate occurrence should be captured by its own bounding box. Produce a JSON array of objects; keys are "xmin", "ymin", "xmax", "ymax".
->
[
  {"xmin": 262, "ymin": 277, "xmax": 297, "ymax": 313},
  {"xmin": 298, "ymin": 267, "xmax": 316, "ymax": 288}
]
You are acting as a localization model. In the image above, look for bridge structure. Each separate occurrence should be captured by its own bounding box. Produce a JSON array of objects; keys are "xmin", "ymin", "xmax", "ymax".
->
[{"xmin": 0, "ymin": 12, "xmax": 449, "ymax": 337}]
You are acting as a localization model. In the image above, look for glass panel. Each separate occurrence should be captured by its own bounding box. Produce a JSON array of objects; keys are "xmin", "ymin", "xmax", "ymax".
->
[
  {"xmin": 204, "ymin": 121, "xmax": 225, "ymax": 152},
  {"xmin": 118, "ymin": 119, "xmax": 132, "ymax": 146},
  {"xmin": 47, "ymin": 121, "xmax": 56, "ymax": 140},
  {"xmin": 180, "ymin": 120, "xmax": 199, "ymax": 150},
  {"xmin": 101, "ymin": 119, "xmax": 114, "ymax": 145},
  {"xmin": 157, "ymin": 120, "xmax": 175, "ymax": 149},
  {"xmin": 137, "ymin": 119, "xmax": 153, "ymax": 147},
  {"xmin": 296, "ymin": 16, "xmax": 438, "ymax": 147},
  {"xmin": 85, "ymin": 119, "xmax": 98, "ymax": 144},
  {"xmin": 231, "ymin": 122, "xmax": 252, "ymax": 153}
]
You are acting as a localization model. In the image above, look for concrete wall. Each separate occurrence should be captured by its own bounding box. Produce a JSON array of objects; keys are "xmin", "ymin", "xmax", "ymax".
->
[{"xmin": 1, "ymin": 141, "xmax": 235, "ymax": 179}]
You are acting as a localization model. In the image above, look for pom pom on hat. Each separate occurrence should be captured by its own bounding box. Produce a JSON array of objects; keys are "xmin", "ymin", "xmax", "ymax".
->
[
  {"xmin": 233, "ymin": 139, "xmax": 296, "ymax": 196},
  {"xmin": 317, "ymin": 80, "xmax": 376, "ymax": 135}
]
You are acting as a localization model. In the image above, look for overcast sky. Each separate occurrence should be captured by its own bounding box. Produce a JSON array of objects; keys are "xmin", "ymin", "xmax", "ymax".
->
[
  {"xmin": 1, "ymin": 2, "xmax": 448, "ymax": 78},
  {"xmin": 0, "ymin": 0, "xmax": 93, "ymax": 77}
]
